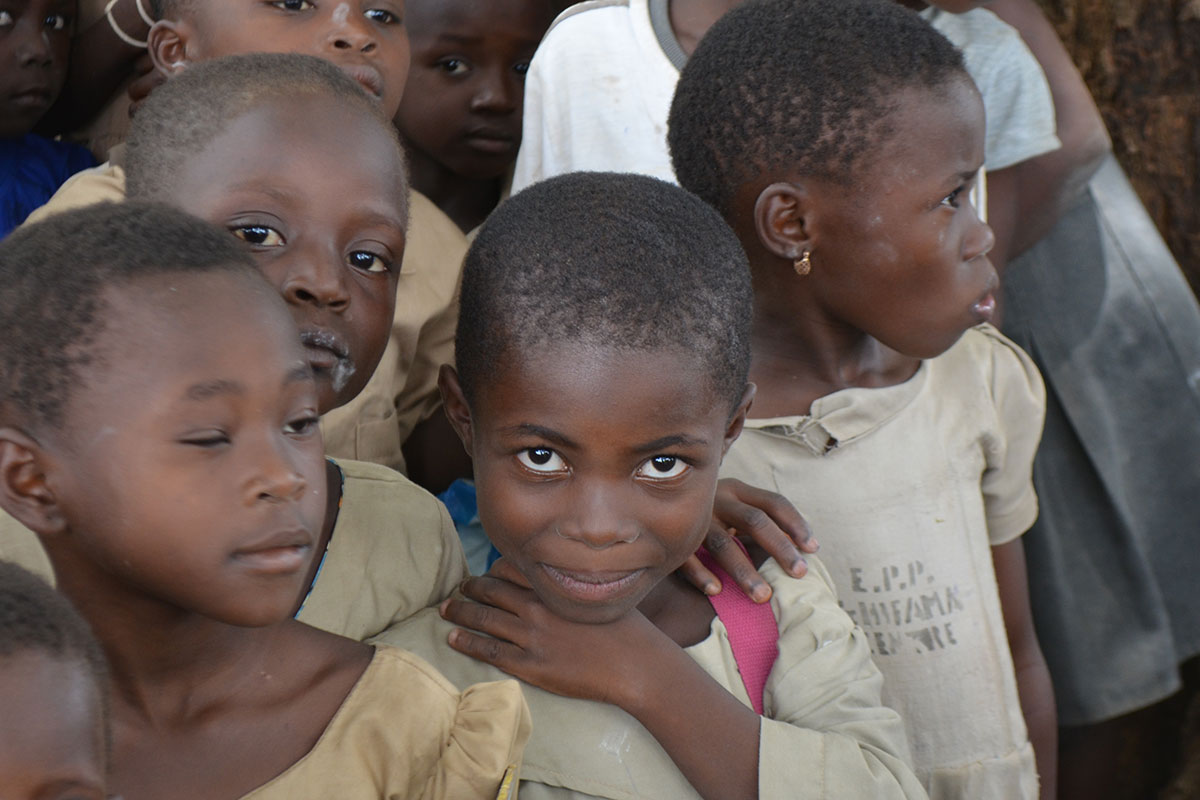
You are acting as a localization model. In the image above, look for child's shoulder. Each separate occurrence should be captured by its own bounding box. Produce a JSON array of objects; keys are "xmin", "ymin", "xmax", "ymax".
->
[
  {"xmin": 243, "ymin": 645, "xmax": 529, "ymax": 800},
  {"xmin": 932, "ymin": 324, "xmax": 1044, "ymax": 409}
]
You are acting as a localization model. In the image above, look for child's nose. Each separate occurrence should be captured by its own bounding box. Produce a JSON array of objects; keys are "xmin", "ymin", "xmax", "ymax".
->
[
  {"xmin": 326, "ymin": 12, "xmax": 377, "ymax": 54},
  {"xmin": 247, "ymin": 440, "xmax": 309, "ymax": 505},
  {"xmin": 470, "ymin": 71, "xmax": 519, "ymax": 115},
  {"xmin": 282, "ymin": 261, "xmax": 351, "ymax": 312},
  {"xmin": 15, "ymin": 24, "xmax": 55, "ymax": 67},
  {"xmin": 556, "ymin": 485, "xmax": 641, "ymax": 549},
  {"xmin": 965, "ymin": 213, "xmax": 996, "ymax": 263}
]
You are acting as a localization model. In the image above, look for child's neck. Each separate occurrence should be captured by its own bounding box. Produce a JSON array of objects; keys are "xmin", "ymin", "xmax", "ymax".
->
[
  {"xmin": 637, "ymin": 572, "xmax": 717, "ymax": 648},
  {"xmin": 747, "ymin": 261, "xmax": 922, "ymax": 418},
  {"xmin": 404, "ymin": 144, "xmax": 504, "ymax": 234},
  {"xmin": 667, "ymin": 0, "xmax": 747, "ymax": 57}
]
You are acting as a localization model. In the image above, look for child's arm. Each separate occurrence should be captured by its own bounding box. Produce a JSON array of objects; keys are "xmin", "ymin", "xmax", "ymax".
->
[
  {"xmin": 992, "ymin": 539, "xmax": 1057, "ymax": 800},
  {"xmin": 443, "ymin": 560, "xmax": 926, "ymax": 799},
  {"xmin": 982, "ymin": 0, "xmax": 1110, "ymax": 273}
]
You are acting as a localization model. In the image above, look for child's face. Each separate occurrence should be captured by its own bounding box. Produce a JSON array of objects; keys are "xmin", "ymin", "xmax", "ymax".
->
[
  {"xmin": 159, "ymin": 95, "xmax": 407, "ymax": 414},
  {"xmin": 396, "ymin": 0, "xmax": 552, "ymax": 180},
  {"xmin": 0, "ymin": 0, "xmax": 74, "ymax": 138},
  {"xmin": 49, "ymin": 272, "xmax": 328, "ymax": 627},
  {"xmin": 802, "ymin": 78, "xmax": 995, "ymax": 360},
  {"xmin": 0, "ymin": 652, "xmax": 106, "ymax": 800},
  {"xmin": 445, "ymin": 343, "xmax": 748, "ymax": 625},
  {"xmin": 162, "ymin": 0, "xmax": 410, "ymax": 117},
  {"xmin": 895, "ymin": 0, "xmax": 990, "ymax": 11}
]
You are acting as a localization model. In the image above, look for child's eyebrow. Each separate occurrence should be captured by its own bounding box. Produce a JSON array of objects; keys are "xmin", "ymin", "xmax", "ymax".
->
[
  {"xmin": 630, "ymin": 433, "xmax": 710, "ymax": 454},
  {"xmin": 432, "ymin": 32, "xmax": 485, "ymax": 46},
  {"xmin": 183, "ymin": 366, "xmax": 312, "ymax": 401},
  {"xmin": 500, "ymin": 423, "xmax": 575, "ymax": 449}
]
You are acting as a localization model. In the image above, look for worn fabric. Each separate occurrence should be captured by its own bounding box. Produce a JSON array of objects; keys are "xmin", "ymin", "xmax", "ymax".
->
[
  {"xmin": 0, "ymin": 134, "xmax": 96, "ymax": 237},
  {"xmin": 1003, "ymin": 158, "xmax": 1200, "ymax": 723},
  {"xmin": 0, "ymin": 459, "xmax": 467, "ymax": 641},
  {"xmin": 21, "ymin": 161, "xmax": 464, "ymax": 474},
  {"xmin": 720, "ymin": 325, "xmax": 1045, "ymax": 800},
  {"xmin": 376, "ymin": 558, "xmax": 927, "ymax": 800},
  {"xmin": 241, "ymin": 646, "xmax": 531, "ymax": 800},
  {"xmin": 511, "ymin": 0, "xmax": 679, "ymax": 192}
]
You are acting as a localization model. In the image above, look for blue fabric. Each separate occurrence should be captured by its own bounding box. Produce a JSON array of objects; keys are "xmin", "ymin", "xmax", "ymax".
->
[
  {"xmin": 1, "ymin": 134, "xmax": 96, "ymax": 238},
  {"xmin": 438, "ymin": 478, "xmax": 500, "ymax": 575}
]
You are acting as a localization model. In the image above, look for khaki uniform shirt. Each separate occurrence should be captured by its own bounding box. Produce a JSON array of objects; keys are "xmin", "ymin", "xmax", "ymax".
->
[
  {"xmin": 242, "ymin": 646, "xmax": 530, "ymax": 800},
  {"xmin": 23, "ymin": 160, "xmax": 466, "ymax": 475},
  {"xmin": 720, "ymin": 325, "xmax": 1046, "ymax": 800},
  {"xmin": 0, "ymin": 459, "xmax": 467, "ymax": 642},
  {"xmin": 376, "ymin": 559, "xmax": 928, "ymax": 799}
]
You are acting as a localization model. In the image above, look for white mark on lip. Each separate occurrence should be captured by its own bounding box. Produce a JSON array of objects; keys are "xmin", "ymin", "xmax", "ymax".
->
[
  {"xmin": 329, "ymin": 359, "xmax": 356, "ymax": 393},
  {"xmin": 332, "ymin": 2, "xmax": 350, "ymax": 25}
]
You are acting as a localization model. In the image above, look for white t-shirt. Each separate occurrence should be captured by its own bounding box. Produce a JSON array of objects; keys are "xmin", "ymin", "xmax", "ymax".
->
[
  {"xmin": 720, "ymin": 325, "xmax": 1046, "ymax": 800},
  {"xmin": 512, "ymin": 0, "xmax": 680, "ymax": 193}
]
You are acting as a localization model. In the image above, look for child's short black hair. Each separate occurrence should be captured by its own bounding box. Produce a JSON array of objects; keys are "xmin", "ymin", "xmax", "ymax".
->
[
  {"xmin": 126, "ymin": 52, "xmax": 408, "ymax": 226},
  {"xmin": 456, "ymin": 172, "xmax": 752, "ymax": 411},
  {"xmin": 668, "ymin": 0, "xmax": 967, "ymax": 218},
  {"xmin": 149, "ymin": 0, "xmax": 190, "ymax": 19},
  {"xmin": 0, "ymin": 202, "xmax": 256, "ymax": 431},
  {"xmin": 0, "ymin": 560, "xmax": 107, "ymax": 695}
]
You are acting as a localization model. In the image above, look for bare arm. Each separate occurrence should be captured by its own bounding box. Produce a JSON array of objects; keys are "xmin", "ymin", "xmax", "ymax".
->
[
  {"xmin": 992, "ymin": 538, "xmax": 1057, "ymax": 800},
  {"xmin": 985, "ymin": 0, "xmax": 1110, "ymax": 271}
]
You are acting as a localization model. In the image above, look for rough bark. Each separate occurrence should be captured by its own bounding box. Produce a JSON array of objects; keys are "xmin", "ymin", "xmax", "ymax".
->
[{"xmin": 1035, "ymin": 0, "xmax": 1199, "ymax": 293}]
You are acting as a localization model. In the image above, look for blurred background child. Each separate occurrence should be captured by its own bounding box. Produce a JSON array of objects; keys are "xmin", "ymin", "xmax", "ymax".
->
[
  {"xmin": 0, "ymin": 561, "xmax": 109, "ymax": 800},
  {"xmin": 1, "ymin": 0, "xmax": 94, "ymax": 237}
]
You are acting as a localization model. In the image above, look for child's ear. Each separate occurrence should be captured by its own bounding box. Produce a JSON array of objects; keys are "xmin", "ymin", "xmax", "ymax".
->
[
  {"xmin": 753, "ymin": 182, "xmax": 816, "ymax": 265},
  {"xmin": 0, "ymin": 428, "xmax": 68, "ymax": 537},
  {"xmin": 721, "ymin": 383, "xmax": 756, "ymax": 456},
  {"xmin": 147, "ymin": 19, "xmax": 195, "ymax": 78},
  {"xmin": 437, "ymin": 365, "xmax": 476, "ymax": 456}
]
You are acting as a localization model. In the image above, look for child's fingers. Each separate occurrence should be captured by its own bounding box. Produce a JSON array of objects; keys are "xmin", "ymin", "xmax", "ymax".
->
[
  {"xmin": 703, "ymin": 528, "xmax": 773, "ymax": 603},
  {"xmin": 458, "ymin": 574, "xmax": 535, "ymax": 616},
  {"xmin": 485, "ymin": 557, "xmax": 533, "ymax": 589},
  {"xmin": 715, "ymin": 478, "xmax": 818, "ymax": 558},
  {"xmin": 440, "ymin": 593, "xmax": 526, "ymax": 645},
  {"xmin": 446, "ymin": 627, "xmax": 526, "ymax": 673},
  {"xmin": 676, "ymin": 554, "xmax": 722, "ymax": 596}
]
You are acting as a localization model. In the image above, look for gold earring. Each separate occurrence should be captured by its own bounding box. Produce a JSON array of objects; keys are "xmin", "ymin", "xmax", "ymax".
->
[{"xmin": 794, "ymin": 250, "xmax": 812, "ymax": 276}]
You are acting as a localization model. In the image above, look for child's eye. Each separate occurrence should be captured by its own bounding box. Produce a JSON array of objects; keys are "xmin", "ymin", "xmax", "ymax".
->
[
  {"xmin": 365, "ymin": 8, "xmax": 400, "ymax": 24},
  {"xmin": 45, "ymin": 13, "xmax": 71, "ymax": 30},
  {"xmin": 514, "ymin": 61, "xmax": 531, "ymax": 77},
  {"xmin": 231, "ymin": 225, "xmax": 285, "ymax": 247},
  {"xmin": 941, "ymin": 185, "xmax": 966, "ymax": 209},
  {"xmin": 635, "ymin": 455, "xmax": 690, "ymax": 480},
  {"xmin": 181, "ymin": 431, "xmax": 231, "ymax": 448},
  {"xmin": 437, "ymin": 58, "xmax": 470, "ymax": 76},
  {"xmin": 271, "ymin": 0, "xmax": 314, "ymax": 11},
  {"xmin": 347, "ymin": 250, "xmax": 390, "ymax": 273},
  {"xmin": 517, "ymin": 447, "xmax": 567, "ymax": 474},
  {"xmin": 284, "ymin": 415, "xmax": 320, "ymax": 436}
]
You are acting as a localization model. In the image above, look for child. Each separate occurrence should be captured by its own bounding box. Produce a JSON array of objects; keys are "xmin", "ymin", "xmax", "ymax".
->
[
  {"xmin": 19, "ymin": 0, "xmax": 463, "ymax": 483},
  {"xmin": 378, "ymin": 171, "xmax": 927, "ymax": 799},
  {"xmin": 0, "ymin": 53, "xmax": 468, "ymax": 644},
  {"xmin": 666, "ymin": 0, "xmax": 1054, "ymax": 797},
  {"xmin": 397, "ymin": 0, "xmax": 554, "ymax": 233},
  {"xmin": 0, "ymin": 201, "xmax": 530, "ymax": 799},
  {"xmin": 0, "ymin": 561, "xmax": 109, "ymax": 800},
  {"xmin": 1, "ymin": 0, "xmax": 95, "ymax": 237}
]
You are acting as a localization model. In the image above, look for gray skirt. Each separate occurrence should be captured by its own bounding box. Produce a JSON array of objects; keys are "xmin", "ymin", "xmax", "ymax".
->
[{"xmin": 1002, "ymin": 156, "xmax": 1200, "ymax": 725}]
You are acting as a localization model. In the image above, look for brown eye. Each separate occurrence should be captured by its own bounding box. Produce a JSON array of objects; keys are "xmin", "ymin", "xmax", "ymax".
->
[
  {"xmin": 517, "ymin": 448, "xmax": 566, "ymax": 473},
  {"xmin": 231, "ymin": 225, "xmax": 285, "ymax": 247},
  {"xmin": 635, "ymin": 455, "xmax": 689, "ymax": 480}
]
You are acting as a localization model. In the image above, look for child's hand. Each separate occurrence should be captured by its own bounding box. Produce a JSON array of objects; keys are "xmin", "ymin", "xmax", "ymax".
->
[
  {"xmin": 677, "ymin": 478, "xmax": 819, "ymax": 603},
  {"xmin": 441, "ymin": 559, "xmax": 671, "ymax": 709}
]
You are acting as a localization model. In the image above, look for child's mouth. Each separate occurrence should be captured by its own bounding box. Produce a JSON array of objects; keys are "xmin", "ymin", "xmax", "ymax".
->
[
  {"xmin": 299, "ymin": 328, "xmax": 356, "ymax": 392},
  {"xmin": 971, "ymin": 291, "xmax": 997, "ymax": 322},
  {"xmin": 540, "ymin": 564, "xmax": 647, "ymax": 603}
]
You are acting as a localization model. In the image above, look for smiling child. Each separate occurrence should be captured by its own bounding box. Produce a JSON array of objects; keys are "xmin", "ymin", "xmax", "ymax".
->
[
  {"xmin": 397, "ymin": 0, "xmax": 553, "ymax": 233},
  {"xmin": 0, "ymin": 202, "xmax": 530, "ymax": 799},
  {"xmin": 668, "ymin": 0, "xmax": 1053, "ymax": 796},
  {"xmin": 378, "ymin": 170, "xmax": 926, "ymax": 799},
  {"xmin": 1, "ymin": 0, "xmax": 95, "ymax": 236},
  {"xmin": 0, "ymin": 562, "xmax": 109, "ymax": 800}
]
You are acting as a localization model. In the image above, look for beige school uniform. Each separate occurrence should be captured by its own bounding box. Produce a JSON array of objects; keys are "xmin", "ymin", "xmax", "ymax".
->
[
  {"xmin": 720, "ymin": 325, "xmax": 1045, "ymax": 800},
  {"xmin": 240, "ymin": 646, "xmax": 530, "ymax": 800},
  {"xmin": 0, "ymin": 459, "xmax": 467, "ymax": 641},
  {"xmin": 376, "ymin": 558, "xmax": 927, "ymax": 799},
  {"xmin": 23, "ymin": 160, "xmax": 466, "ymax": 475}
]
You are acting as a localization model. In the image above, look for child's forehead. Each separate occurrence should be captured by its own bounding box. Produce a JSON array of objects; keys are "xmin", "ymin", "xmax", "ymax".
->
[
  {"xmin": 407, "ymin": 0, "xmax": 550, "ymax": 36},
  {"xmin": 0, "ymin": 652, "xmax": 106, "ymax": 769}
]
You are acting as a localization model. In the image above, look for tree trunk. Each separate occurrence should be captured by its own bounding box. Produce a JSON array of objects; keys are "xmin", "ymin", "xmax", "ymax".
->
[{"xmin": 1035, "ymin": 0, "xmax": 1199, "ymax": 293}]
